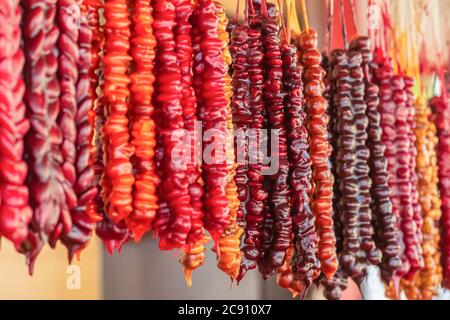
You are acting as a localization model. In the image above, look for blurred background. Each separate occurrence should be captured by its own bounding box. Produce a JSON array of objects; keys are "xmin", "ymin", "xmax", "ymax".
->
[{"xmin": 0, "ymin": 0, "xmax": 372, "ymax": 300}]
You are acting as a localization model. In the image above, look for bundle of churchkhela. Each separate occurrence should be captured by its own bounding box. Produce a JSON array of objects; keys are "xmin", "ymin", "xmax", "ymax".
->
[{"xmin": 0, "ymin": 0, "xmax": 449, "ymax": 300}]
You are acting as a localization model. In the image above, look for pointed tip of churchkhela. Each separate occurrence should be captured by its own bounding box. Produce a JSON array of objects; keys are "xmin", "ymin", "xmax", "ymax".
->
[
  {"xmin": 103, "ymin": 240, "xmax": 116, "ymax": 255},
  {"xmin": 128, "ymin": 223, "xmax": 151, "ymax": 244},
  {"xmin": 392, "ymin": 275, "xmax": 401, "ymax": 300},
  {"xmin": 298, "ymin": 287, "xmax": 307, "ymax": 300},
  {"xmin": 66, "ymin": 242, "xmax": 89, "ymax": 264},
  {"xmin": 236, "ymin": 267, "xmax": 247, "ymax": 285},
  {"xmin": 208, "ymin": 229, "xmax": 222, "ymax": 255},
  {"xmin": 290, "ymin": 289, "xmax": 300, "ymax": 299},
  {"xmin": 184, "ymin": 268, "xmax": 193, "ymax": 288},
  {"xmin": 103, "ymin": 237, "xmax": 129, "ymax": 255}
]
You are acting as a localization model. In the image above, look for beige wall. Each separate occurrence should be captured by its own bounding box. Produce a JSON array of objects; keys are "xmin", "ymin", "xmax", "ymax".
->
[{"xmin": 0, "ymin": 239, "xmax": 101, "ymax": 299}]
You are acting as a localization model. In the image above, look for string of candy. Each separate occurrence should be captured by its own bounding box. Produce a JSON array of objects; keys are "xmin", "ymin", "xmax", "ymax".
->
[
  {"xmin": 61, "ymin": 0, "xmax": 98, "ymax": 260},
  {"xmin": 22, "ymin": 0, "xmax": 64, "ymax": 272},
  {"xmin": 152, "ymin": 0, "xmax": 194, "ymax": 250},
  {"xmin": 258, "ymin": 0, "xmax": 292, "ymax": 280},
  {"xmin": 349, "ymin": 36, "xmax": 400, "ymax": 284},
  {"xmin": 238, "ymin": 0, "xmax": 267, "ymax": 282},
  {"xmin": 127, "ymin": 0, "xmax": 159, "ymax": 241},
  {"xmin": 215, "ymin": 0, "xmax": 243, "ymax": 281},
  {"xmin": 52, "ymin": 0, "xmax": 81, "ymax": 249},
  {"xmin": 193, "ymin": 0, "xmax": 230, "ymax": 248},
  {"xmin": 299, "ymin": 26, "xmax": 338, "ymax": 281},
  {"xmin": 284, "ymin": 0, "xmax": 320, "ymax": 295},
  {"xmin": 102, "ymin": 0, "xmax": 135, "ymax": 228},
  {"xmin": 319, "ymin": 0, "xmax": 349, "ymax": 300},
  {"xmin": 431, "ymin": 95, "xmax": 450, "ymax": 290},
  {"xmin": 228, "ymin": 2, "xmax": 251, "ymax": 281},
  {"xmin": 0, "ymin": 0, "xmax": 33, "ymax": 251},
  {"xmin": 94, "ymin": 0, "xmax": 131, "ymax": 255}
]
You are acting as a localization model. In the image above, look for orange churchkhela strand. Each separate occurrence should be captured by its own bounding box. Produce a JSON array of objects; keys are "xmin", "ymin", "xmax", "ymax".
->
[
  {"xmin": 179, "ymin": 235, "xmax": 209, "ymax": 287},
  {"xmin": 102, "ymin": 0, "xmax": 135, "ymax": 225},
  {"xmin": 215, "ymin": 0, "xmax": 243, "ymax": 280},
  {"xmin": 127, "ymin": 0, "xmax": 159, "ymax": 241},
  {"xmin": 297, "ymin": 6, "xmax": 338, "ymax": 279},
  {"xmin": 276, "ymin": 246, "xmax": 302, "ymax": 298},
  {"xmin": 94, "ymin": 0, "xmax": 131, "ymax": 254},
  {"xmin": 402, "ymin": 95, "xmax": 442, "ymax": 300},
  {"xmin": 193, "ymin": 0, "xmax": 230, "ymax": 246}
]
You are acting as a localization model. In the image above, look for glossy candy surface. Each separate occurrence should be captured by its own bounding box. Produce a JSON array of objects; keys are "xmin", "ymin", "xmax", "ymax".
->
[
  {"xmin": 22, "ymin": 0, "xmax": 65, "ymax": 271},
  {"xmin": 283, "ymin": 40, "xmax": 319, "ymax": 291},
  {"xmin": 152, "ymin": 0, "xmax": 193, "ymax": 250},
  {"xmin": 237, "ymin": 2, "xmax": 266, "ymax": 282},
  {"xmin": 258, "ymin": 3, "xmax": 292, "ymax": 280},
  {"xmin": 350, "ymin": 37, "xmax": 401, "ymax": 283},
  {"xmin": 192, "ymin": 0, "xmax": 230, "ymax": 246},
  {"xmin": 102, "ymin": 0, "xmax": 135, "ymax": 225},
  {"xmin": 299, "ymin": 30, "xmax": 338, "ymax": 280},
  {"xmin": 60, "ymin": 1, "xmax": 98, "ymax": 260},
  {"xmin": 431, "ymin": 96, "xmax": 450, "ymax": 290},
  {"xmin": 0, "ymin": 0, "xmax": 33, "ymax": 250},
  {"xmin": 215, "ymin": 0, "xmax": 243, "ymax": 280},
  {"xmin": 127, "ymin": 0, "xmax": 159, "ymax": 241}
]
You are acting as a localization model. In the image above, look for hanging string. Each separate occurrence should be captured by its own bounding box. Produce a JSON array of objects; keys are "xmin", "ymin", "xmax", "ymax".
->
[
  {"xmin": 234, "ymin": 0, "xmax": 241, "ymax": 22},
  {"xmin": 244, "ymin": 0, "xmax": 249, "ymax": 22},
  {"xmin": 285, "ymin": 0, "xmax": 292, "ymax": 43},
  {"xmin": 339, "ymin": 0, "xmax": 348, "ymax": 50},
  {"xmin": 276, "ymin": 0, "xmax": 288, "ymax": 43},
  {"xmin": 325, "ymin": 0, "xmax": 334, "ymax": 53},
  {"xmin": 383, "ymin": 1, "xmax": 403, "ymax": 75},
  {"xmin": 261, "ymin": 0, "xmax": 268, "ymax": 17},
  {"xmin": 349, "ymin": 0, "xmax": 359, "ymax": 36},
  {"xmin": 299, "ymin": 0, "xmax": 309, "ymax": 31},
  {"xmin": 247, "ymin": 0, "xmax": 255, "ymax": 17},
  {"xmin": 367, "ymin": 0, "xmax": 374, "ymax": 49},
  {"xmin": 287, "ymin": 0, "xmax": 301, "ymax": 41}
]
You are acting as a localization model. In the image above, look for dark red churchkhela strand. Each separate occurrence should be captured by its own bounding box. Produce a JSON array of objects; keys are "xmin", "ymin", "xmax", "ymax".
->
[
  {"xmin": 404, "ymin": 76, "xmax": 423, "ymax": 277},
  {"xmin": 61, "ymin": 1, "xmax": 98, "ymax": 260},
  {"xmin": 349, "ymin": 49, "xmax": 381, "ymax": 277},
  {"xmin": 229, "ymin": 21, "xmax": 250, "ymax": 233},
  {"xmin": 331, "ymin": 49, "xmax": 362, "ymax": 278},
  {"xmin": 51, "ymin": 0, "xmax": 80, "ymax": 248},
  {"xmin": 127, "ymin": 0, "xmax": 159, "ymax": 241},
  {"xmin": 237, "ymin": 0, "xmax": 266, "ymax": 281},
  {"xmin": 431, "ymin": 96, "xmax": 450, "ymax": 290},
  {"xmin": 392, "ymin": 75, "xmax": 423, "ymax": 278},
  {"xmin": 349, "ymin": 37, "xmax": 401, "ymax": 283},
  {"xmin": 372, "ymin": 56, "xmax": 406, "ymax": 280},
  {"xmin": 258, "ymin": 2, "xmax": 291, "ymax": 280},
  {"xmin": 22, "ymin": 0, "xmax": 65, "ymax": 271},
  {"xmin": 282, "ymin": 40, "xmax": 320, "ymax": 291},
  {"xmin": 299, "ymin": 29, "xmax": 338, "ymax": 279},
  {"xmin": 319, "ymin": 52, "xmax": 349, "ymax": 300},
  {"xmin": 0, "ymin": 0, "xmax": 33, "ymax": 250}
]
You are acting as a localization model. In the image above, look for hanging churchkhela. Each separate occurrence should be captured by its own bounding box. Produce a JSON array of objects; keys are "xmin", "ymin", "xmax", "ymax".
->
[
  {"xmin": 0, "ymin": 0, "xmax": 449, "ymax": 301},
  {"xmin": 0, "ymin": 0, "xmax": 32, "ymax": 252}
]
